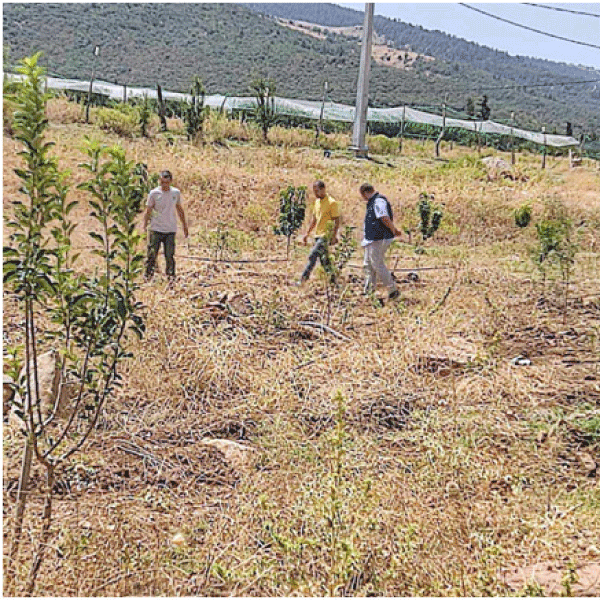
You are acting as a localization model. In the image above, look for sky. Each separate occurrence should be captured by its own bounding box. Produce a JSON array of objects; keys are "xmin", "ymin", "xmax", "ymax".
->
[{"xmin": 336, "ymin": 2, "xmax": 600, "ymax": 69}]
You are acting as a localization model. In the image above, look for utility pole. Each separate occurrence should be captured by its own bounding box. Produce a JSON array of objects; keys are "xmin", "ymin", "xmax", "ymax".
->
[
  {"xmin": 541, "ymin": 126, "xmax": 547, "ymax": 169},
  {"xmin": 350, "ymin": 3, "xmax": 374, "ymax": 158},
  {"xmin": 85, "ymin": 45, "xmax": 100, "ymax": 124},
  {"xmin": 435, "ymin": 93, "xmax": 447, "ymax": 158},
  {"xmin": 510, "ymin": 111, "xmax": 515, "ymax": 165},
  {"xmin": 316, "ymin": 80, "xmax": 328, "ymax": 143}
]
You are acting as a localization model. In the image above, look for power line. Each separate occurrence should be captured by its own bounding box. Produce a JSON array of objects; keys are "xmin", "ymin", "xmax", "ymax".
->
[
  {"xmin": 523, "ymin": 3, "xmax": 600, "ymax": 18},
  {"xmin": 458, "ymin": 3, "xmax": 600, "ymax": 50}
]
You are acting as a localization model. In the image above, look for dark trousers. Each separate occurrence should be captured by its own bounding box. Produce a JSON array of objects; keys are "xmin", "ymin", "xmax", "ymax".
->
[
  {"xmin": 301, "ymin": 237, "xmax": 334, "ymax": 282},
  {"xmin": 146, "ymin": 231, "xmax": 176, "ymax": 278}
]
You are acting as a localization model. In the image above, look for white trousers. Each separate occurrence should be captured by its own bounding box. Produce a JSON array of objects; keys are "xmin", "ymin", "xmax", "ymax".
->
[{"xmin": 363, "ymin": 239, "xmax": 395, "ymax": 293}]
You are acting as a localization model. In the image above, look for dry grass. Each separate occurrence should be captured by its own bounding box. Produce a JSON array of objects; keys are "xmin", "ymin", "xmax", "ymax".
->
[{"xmin": 3, "ymin": 98, "xmax": 600, "ymax": 596}]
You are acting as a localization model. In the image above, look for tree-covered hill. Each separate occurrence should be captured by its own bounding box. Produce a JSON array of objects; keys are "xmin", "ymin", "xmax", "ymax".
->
[{"xmin": 3, "ymin": 2, "xmax": 599, "ymax": 133}]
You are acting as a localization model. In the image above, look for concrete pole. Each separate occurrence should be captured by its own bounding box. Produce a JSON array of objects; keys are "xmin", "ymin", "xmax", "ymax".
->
[
  {"xmin": 541, "ymin": 126, "xmax": 547, "ymax": 169},
  {"xmin": 350, "ymin": 3, "xmax": 374, "ymax": 158},
  {"xmin": 510, "ymin": 111, "xmax": 515, "ymax": 165},
  {"xmin": 85, "ymin": 45, "xmax": 100, "ymax": 124}
]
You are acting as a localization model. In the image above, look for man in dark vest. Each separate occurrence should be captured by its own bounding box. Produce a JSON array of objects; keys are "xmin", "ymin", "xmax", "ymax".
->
[{"xmin": 359, "ymin": 182, "xmax": 403, "ymax": 300}]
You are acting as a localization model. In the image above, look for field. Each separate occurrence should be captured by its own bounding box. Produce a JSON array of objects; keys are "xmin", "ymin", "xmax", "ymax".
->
[{"xmin": 3, "ymin": 98, "xmax": 600, "ymax": 596}]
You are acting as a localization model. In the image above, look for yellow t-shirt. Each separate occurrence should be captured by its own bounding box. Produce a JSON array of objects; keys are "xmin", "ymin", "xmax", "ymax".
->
[{"xmin": 313, "ymin": 194, "xmax": 340, "ymax": 237}]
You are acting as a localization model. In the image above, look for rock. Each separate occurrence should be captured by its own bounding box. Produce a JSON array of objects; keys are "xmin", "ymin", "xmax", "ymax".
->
[
  {"xmin": 7, "ymin": 350, "xmax": 76, "ymax": 429},
  {"xmin": 416, "ymin": 337, "xmax": 480, "ymax": 375},
  {"xmin": 199, "ymin": 439, "xmax": 256, "ymax": 472},
  {"xmin": 482, "ymin": 156, "xmax": 511, "ymax": 171},
  {"xmin": 511, "ymin": 355, "xmax": 532, "ymax": 366},
  {"xmin": 482, "ymin": 156, "xmax": 527, "ymax": 182},
  {"xmin": 577, "ymin": 452, "xmax": 597, "ymax": 477}
]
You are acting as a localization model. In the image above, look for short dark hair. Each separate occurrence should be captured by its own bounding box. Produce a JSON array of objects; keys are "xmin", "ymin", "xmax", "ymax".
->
[
  {"xmin": 360, "ymin": 183, "xmax": 374, "ymax": 195},
  {"xmin": 160, "ymin": 170, "xmax": 173, "ymax": 180},
  {"xmin": 313, "ymin": 180, "xmax": 326, "ymax": 190}
]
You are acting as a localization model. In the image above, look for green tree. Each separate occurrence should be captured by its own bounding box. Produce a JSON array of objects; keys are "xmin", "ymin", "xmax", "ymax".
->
[
  {"xmin": 479, "ymin": 95, "xmax": 491, "ymax": 121},
  {"xmin": 138, "ymin": 94, "xmax": 151, "ymax": 137},
  {"xmin": 249, "ymin": 76, "xmax": 277, "ymax": 142},
  {"xmin": 184, "ymin": 76, "xmax": 209, "ymax": 142},
  {"xmin": 466, "ymin": 96, "xmax": 475, "ymax": 117},
  {"xmin": 274, "ymin": 185, "xmax": 306, "ymax": 259},
  {"xmin": 3, "ymin": 53, "xmax": 147, "ymax": 595},
  {"xmin": 417, "ymin": 192, "xmax": 443, "ymax": 242}
]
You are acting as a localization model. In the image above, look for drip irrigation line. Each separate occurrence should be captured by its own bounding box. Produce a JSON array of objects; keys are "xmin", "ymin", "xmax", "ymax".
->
[
  {"xmin": 180, "ymin": 255, "xmax": 289, "ymax": 263},
  {"xmin": 459, "ymin": 3, "xmax": 600, "ymax": 49},
  {"xmin": 345, "ymin": 264, "xmax": 453, "ymax": 272}
]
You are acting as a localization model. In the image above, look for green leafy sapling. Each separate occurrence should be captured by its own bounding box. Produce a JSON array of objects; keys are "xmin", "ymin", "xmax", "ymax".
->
[
  {"xmin": 138, "ymin": 94, "xmax": 151, "ymax": 137},
  {"xmin": 332, "ymin": 225, "xmax": 357, "ymax": 276},
  {"xmin": 184, "ymin": 76, "xmax": 209, "ymax": 142},
  {"xmin": 249, "ymin": 76, "xmax": 277, "ymax": 142},
  {"xmin": 418, "ymin": 192, "xmax": 443, "ymax": 241},
  {"xmin": 514, "ymin": 204, "xmax": 532, "ymax": 228},
  {"xmin": 274, "ymin": 185, "xmax": 306, "ymax": 259},
  {"xmin": 3, "ymin": 53, "xmax": 148, "ymax": 595}
]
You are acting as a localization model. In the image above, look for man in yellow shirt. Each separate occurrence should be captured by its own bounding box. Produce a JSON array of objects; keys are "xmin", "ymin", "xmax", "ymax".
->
[{"xmin": 299, "ymin": 180, "xmax": 340, "ymax": 284}]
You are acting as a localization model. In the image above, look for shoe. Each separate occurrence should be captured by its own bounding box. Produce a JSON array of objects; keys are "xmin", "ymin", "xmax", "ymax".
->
[{"xmin": 388, "ymin": 289, "xmax": 400, "ymax": 301}]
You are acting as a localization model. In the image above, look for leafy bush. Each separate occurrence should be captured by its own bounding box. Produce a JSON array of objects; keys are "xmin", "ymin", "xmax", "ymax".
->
[
  {"xmin": 367, "ymin": 134, "xmax": 401, "ymax": 155},
  {"xmin": 184, "ymin": 76, "xmax": 209, "ymax": 142},
  {"xmin": 204, "ymin": 110, "xmax": 250, "ymax": 143},
  {"xmin": 274, "ymin": 185, "xmax": 306, "ymax": 258},
  {"xmin": 95, "ymin": 104, "xmax": 139, "ymax": 137},
  {"xmin": 514, "ymin": 204, "xmax": 532, "ymax": 228},
  {"xmin": 418, "ymin": 192, "xmax": 443, "ymax": 241}
]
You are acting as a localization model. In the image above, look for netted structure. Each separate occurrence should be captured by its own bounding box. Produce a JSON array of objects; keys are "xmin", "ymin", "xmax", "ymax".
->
[{"xmin": 7, "ymin": 74, "xmax": 580, "ymax": 148}]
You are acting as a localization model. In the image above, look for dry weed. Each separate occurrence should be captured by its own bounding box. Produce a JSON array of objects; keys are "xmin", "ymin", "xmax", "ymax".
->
[{"xmin": 3, "ymin": 100, "xmax": 599, "ymax": 596}]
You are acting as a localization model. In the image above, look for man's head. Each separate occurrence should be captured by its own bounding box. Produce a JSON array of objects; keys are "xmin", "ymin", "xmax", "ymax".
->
[
  {"xmin": 359, "ymin": 182, "xmax": 375, "ymax": 201},
  {"xmin": 313, "ymin": 180, "xmax": 327, "ymax": 199},
  {"xmin": 159, "ymin": 170, "xmax": 173, "ymax": 188}
]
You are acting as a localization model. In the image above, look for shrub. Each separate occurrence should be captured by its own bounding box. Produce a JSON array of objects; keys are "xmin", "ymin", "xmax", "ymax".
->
[
  {"xmin": 274, "ymin": 185, "xmax": 306, "ymax": 258},
  {"xmin": 94, "ymin": 104, "xmax": 139, "ymax": 137},
  {"xmin": 367, "ymin": 134, "xmax": 400, "ymax": 155},
  {"xmin": 514, "ymin": 204, "xmax": 532, "ymax": 228},
  {"xmin": 418, "ymin": 192, "xmax": 443, "ymax": 241}
]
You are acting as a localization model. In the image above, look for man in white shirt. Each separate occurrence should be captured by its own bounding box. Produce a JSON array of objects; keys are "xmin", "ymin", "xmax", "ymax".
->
[
  {"xmin": 359, "ymin": 182, "xmax": 403, "ymax": 301},
  {"xmin": 143, "ymin": 170, "xmax": 189, "ymax": 279}
]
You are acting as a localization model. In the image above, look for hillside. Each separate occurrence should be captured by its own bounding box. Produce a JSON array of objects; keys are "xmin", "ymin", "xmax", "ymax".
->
[
  {"xmin": 3, "ymin": 93, "xmax": 600, "ymax": 596},
  {"xmin": 246, "ymin": 3, "xmax": 600, "ymax": 131},
  {"xmin": 2, "ymin": 3, "xmax": 599, "ymax": 133}
]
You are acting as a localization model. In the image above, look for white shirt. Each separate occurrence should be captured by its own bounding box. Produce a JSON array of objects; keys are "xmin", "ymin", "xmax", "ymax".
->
[
  {"xmin": 147, "ymin": 186, "xmax": 181, "ymax": 233},
  {"xmin": 361, "ymin": 196, "xmax": 391, "ymax": 247}
]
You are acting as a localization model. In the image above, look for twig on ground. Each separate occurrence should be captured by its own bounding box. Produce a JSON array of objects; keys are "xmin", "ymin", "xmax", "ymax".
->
[{"xmin": 297, "ymin": 321, "xmax": 352, "ymax": 341}]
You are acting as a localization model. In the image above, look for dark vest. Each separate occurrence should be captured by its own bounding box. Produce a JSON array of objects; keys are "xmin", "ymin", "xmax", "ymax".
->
[{"xmin": 364, "ymin": 193, "xmax": 394, "ymax": 241}]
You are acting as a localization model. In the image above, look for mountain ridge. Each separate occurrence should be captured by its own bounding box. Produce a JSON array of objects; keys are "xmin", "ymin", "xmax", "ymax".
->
[{"xmin": 2, "ymin": 2, "xmax": 598, "ymax": 132}]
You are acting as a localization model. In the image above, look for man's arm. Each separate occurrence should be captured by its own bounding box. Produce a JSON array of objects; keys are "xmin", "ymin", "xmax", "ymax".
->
[
  {"xmin": 302, "ymin": 215, "xmax": 317, "ymax": 245},
  {"xmin": 330, "ymin": 216, "xmax": 341, "ymax": 245},
  {"xmin": 176, "ymin": 203, "xmax": 189, "ymax": 238},
  {"xmin": 380, "ymin": 215, "xmax": 402, "ymax": 238},
  {"xmin": 143, "ymin": 205, "xmax": 153, "ymax": 230}
]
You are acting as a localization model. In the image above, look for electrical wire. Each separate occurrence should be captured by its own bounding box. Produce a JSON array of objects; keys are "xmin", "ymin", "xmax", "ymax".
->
[
  {"xmin": 458, "ymin": 3, "xmax": 600, "ymax": 49},
  {"xmin": 523, "ymin": 3, "xmax": 600, "ymax": 18}
]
